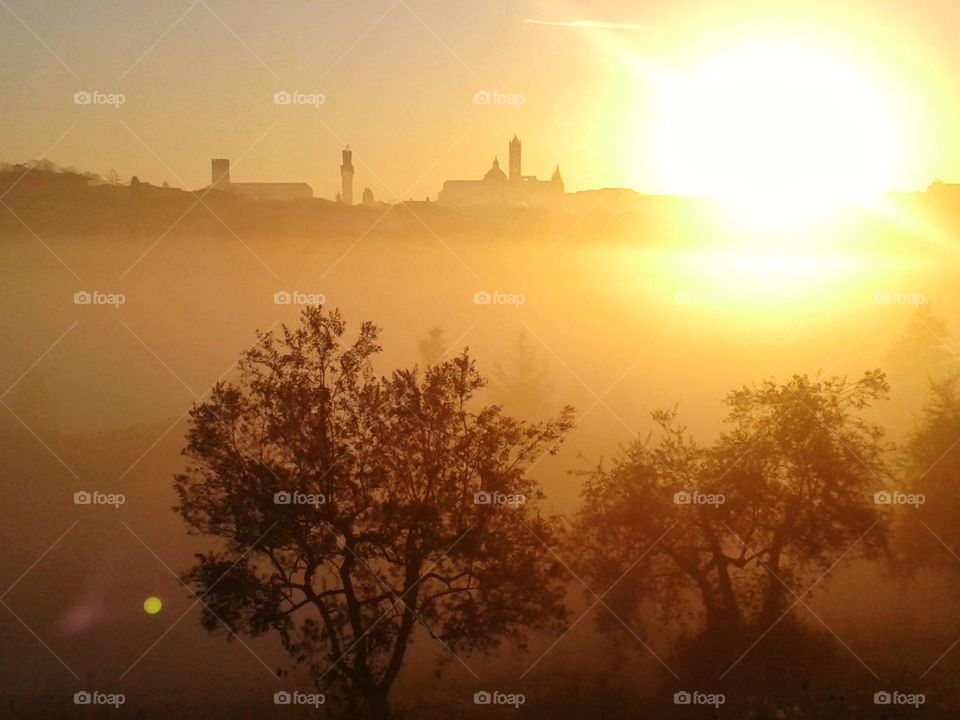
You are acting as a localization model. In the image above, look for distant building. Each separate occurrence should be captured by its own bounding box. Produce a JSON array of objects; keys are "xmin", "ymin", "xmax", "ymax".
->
[
  {"xmin": 208, "ymin": 158, "xmax": 312, "ymax": 201},
  {"xmin": 340, "ymin": 147, "xmax": 354, "ymax": 205},
  {"xmin": 362, "ymin": 186, "xmax": 375, "ymax": 206},
  {"xmin": 438, "ymin": 135, "xmax": 564, "ymax": 207}
]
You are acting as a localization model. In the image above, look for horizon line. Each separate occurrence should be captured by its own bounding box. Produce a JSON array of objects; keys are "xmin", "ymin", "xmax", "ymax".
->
[{"xmin": 524, "ymin": 18, "xmax": 652, "ymax": 31}]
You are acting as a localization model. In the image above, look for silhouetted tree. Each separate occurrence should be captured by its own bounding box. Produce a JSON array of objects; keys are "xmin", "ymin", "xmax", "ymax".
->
[
  {"xmin": 884, "ymin": 305, "xmax": 958, "ymax": 429},
  {"xmin": 417, "ymin": 326, "xmax": 446, "ymax": 367},
  {"xmin": 572, "ymin": 408, "xmax": 737, "ymax": 641},
  {"xmin": 900, "ymin": 372, "xmax": 960, "ymax": 567},
  {"xmin": 491, "ymin": 332, "xmax": 552, "ymax": 420},
  {"xmin": 886, "ymin": 304, "xmax": 955, "ymax": 382},
  {"xmin": 175, "ymin": 307, "xmax": 574, "ymax": 719},
  {"xmin": 573, "ymin": 372, "xmax": 891, "ymax": 648},
  {"xmin": 716, "ymin": 372, "xmax": 891, "ymax": 626}
]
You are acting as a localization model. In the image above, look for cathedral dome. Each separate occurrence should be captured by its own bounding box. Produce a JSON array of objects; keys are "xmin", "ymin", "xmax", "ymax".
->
[{"xmin": 483, "ymin": 157, "xmax": 507, "ymax": 182}]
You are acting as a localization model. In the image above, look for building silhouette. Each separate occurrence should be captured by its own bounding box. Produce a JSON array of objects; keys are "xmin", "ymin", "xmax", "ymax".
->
[
  {"xmin": 340, "ymin": 147, "xmax": 354, "ymax": 205},
  {"xmin": 509, "ymin": 135, "xmax": 521, "ymax": 181},
  {"xmin": 438, "ymin": 135, "xmax": 564, "ymax": 207},
  {"xmin": 208, "ymin": 158, "xmax": 312, "ymax": 200}
]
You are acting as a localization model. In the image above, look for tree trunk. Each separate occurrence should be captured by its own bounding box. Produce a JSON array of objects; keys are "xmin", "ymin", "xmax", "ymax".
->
[
  {"xmin": 677, "ymin": 556, "xmax": 724, "ymax": 636},
  {"xmin": 367, "ymin": 691, "xmax": 391, "ymax": 720},
  {"xmin": 759, "ymin": 534, "xmax": 787, "ymax": 627},
  {"xmin": 714, "ymin": 558, "xmax": 742, "ymax": 630}
]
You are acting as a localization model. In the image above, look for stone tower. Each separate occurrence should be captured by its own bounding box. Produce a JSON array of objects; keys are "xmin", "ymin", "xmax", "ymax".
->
[
  {"xmin": 340, "ymin": 147, "xmax": 354, "ymax": 205},
  {"xmin": 211, "ymin": 158, "xmax": 230, "ymax": 189},
  {"xmin": 508, "ymin": 135, "xmax": 521, "ymax": 181}
]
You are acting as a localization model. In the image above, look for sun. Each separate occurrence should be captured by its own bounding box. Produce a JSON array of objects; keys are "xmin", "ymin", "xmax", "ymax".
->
[{"xmin": 649, "ymin": 40, "xmax": 902, "ymax": 229}]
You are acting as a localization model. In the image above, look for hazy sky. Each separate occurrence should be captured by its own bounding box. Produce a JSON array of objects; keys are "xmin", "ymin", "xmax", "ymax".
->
[{"xmin": 3, "ymin": 0, "xmax": 960, "ymax": 198}]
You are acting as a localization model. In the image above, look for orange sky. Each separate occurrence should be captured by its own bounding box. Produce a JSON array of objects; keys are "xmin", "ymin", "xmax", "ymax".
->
[{"xmin": 2, "ymin": 0, "xmax": 959, "ymax": 199}]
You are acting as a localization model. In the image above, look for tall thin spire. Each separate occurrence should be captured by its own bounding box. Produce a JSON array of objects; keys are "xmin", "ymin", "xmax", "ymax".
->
[
  {"xmin": 340, "ymin": 146, "xmax": 354, "ymax": 205},
  {"xmin": 508, "ymin": 135, "xmax": 521, "ymax": 181}
]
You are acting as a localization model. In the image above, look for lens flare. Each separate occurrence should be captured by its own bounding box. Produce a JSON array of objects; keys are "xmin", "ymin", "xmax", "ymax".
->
[{"xmin": 143, "ymin": 596, "xmax": 163, "ymax": 615}]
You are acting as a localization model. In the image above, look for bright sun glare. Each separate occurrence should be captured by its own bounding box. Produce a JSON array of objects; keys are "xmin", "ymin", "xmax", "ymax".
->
[{"xmin": 652, "ymin": 41, "xmax": 902, "ymax": 229}]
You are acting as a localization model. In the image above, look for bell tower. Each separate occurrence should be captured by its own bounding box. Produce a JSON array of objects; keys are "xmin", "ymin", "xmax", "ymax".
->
[
  {"xmin": 340, "ymin": 146, "xmax": 354, "ymax": 205},
  {"xmin": 508, "ymin": 135, "xmax": 521, "ymax": 181},
  {"xmin": 211, "ymin": 158, "xmax": 230, "ymax": 189}
]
